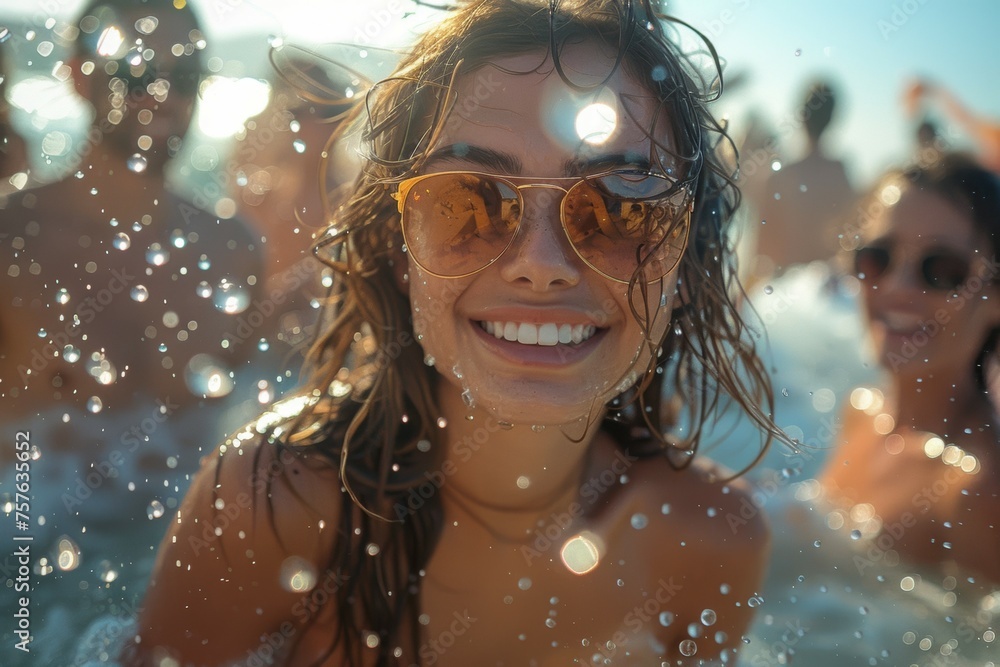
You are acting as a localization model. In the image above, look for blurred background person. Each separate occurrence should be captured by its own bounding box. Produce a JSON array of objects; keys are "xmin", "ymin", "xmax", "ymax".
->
[
  {"xmin": 0, "ymin": 0, "xmax": 265, "ymax": 419},
  {"xmin": 819, "ymin": 154, "xmax": 1000, "ymax": 590},
  {"xmin": 0, "ymin": 38, "xmax": 32, "ymax": 204},
  {"xmin": 754, "ymin": 80, "xmax": 856, "ymax": 279},
  {"xmin": 904, "ymin": 77, "xmax": 1000, "ymax": 173}
]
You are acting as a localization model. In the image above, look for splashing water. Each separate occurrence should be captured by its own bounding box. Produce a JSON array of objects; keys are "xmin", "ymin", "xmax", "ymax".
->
[
  {"xmin": 213, "ymin": 279, "xmax": 250, "ymax": 314},
  {"xmin": 126, "ymin": 153, "xmax": 148, "ymax": 173}
]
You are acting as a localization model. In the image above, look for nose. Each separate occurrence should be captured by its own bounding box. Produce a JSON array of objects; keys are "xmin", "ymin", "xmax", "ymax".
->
[{"xmin": 497, "ymin": 186, "xmax": 582, "ymax": 290}]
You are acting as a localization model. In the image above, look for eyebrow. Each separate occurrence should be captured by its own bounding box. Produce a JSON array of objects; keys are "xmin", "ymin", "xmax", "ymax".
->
[{"xmin": 423, "ymin": 144, "xmax": 651, "ymax": 176}]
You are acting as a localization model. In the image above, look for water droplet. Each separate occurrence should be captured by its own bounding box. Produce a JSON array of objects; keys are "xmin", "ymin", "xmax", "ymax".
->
[
  {"xmin": 720, "ymin": 583, "xmax": 731, "ymax": 594},
  {"xmin": 417, "ymin": 439, "xmax": 431, "ymax": 452},
  {"xmin": 267, "ymin": 34, "xmax": 283, "ymax": 48},
  {"xmin": 423, "ymin": 354, "xmax": 436, "ymax": 367},
  {"xmin": 530, "ymin": 424, "xmax": 546, "ymax": 432},
  {"xmin": 127, "ymin": 153, "xmax": 148, "ymax": 173},
  {"xmin": 518, "ymin": 577, "xmax": 532, "ymax": 590},
  {"xmin": 198, "ymin": 255, "xmax": 211, "ymax": 270},
  {"xmin": 763, "ymin": 285, "xmax": 774, "ymax": 295},
  {"xmin": 113, "ymin": 232, "xmax": 131, "ymax": 250},
  {"xmin": 545, "ymin": 618, "xmax": 556, "ymax": 628},
  {"xmin": 147, "ymin": 499, "xmax": 165, "ymax": 519},
  {"xmin": 436, "ymin": 417, "xmax": 447, "ymax": 428},
  {"xmin": 54, "ymin": 288, "xmax": 70, "ymax": 305},
  {"xmin": 292, "ymin": 139, "xmax": 306, "ymax": 153},
  {"xmin": 678, "ymin": 639, "xmax": 697, "ymax": 657},
  {"xmin": 461, "ymin": 388, "xmax": 474, "ymax": 408},
  {"xmin": 195, "ymin": 281, "xmax": 212, "ymax": 298},
  {"xmin": 279, "ymin": 556, "xmax": 317, "ymax": 593},
  {"xmin": 0, "ymin": 27, "xmax": 10, "ymax": 43},
  {"xmin": 616, "ymin": 578, "xmax": 624, "ymax": 587},
  {"xmin": 63, "ymin": 346, "xmax": 81, "ymax": 363},
  {"xmin": 56, "ymin": 536, "xmax": 81, "ymax": 571},
  {"xmin": 781, "ymin": 388, "xmax": 789, "ymax": 397},
  {"xmin": 366, "ymin": 543, "xmax": 380, "ymax": 556},
  {"xmin": 158, "ymin": 343, "xmax": 168, "ymax": 353},
  {"xmin": 813, "ymin": 539, "xmax": 822, "ymax": 547},
  {"xmin": 184, "ymin": 353, "xmax": 234, "ymax": 398},
  {"xmin": 630, "ymin": 513, "xmax": 648, "ymax": 530},
  {"xmin": 659, "ymin": 611, "xmax": 674, "ymax": 627},
  {"xmin": 700, "ymin": 609, "xmax": 717, "ymax": 626},
  {"xmin": 794, "ymin": 48, "xmax": 802, "ymax": 56},
  {"xmin": 87, "ymin": 396, "xmax": 103, "ymax": 413},
  {"xmin": 99, "ymin": 560, "xmax": 119, "ymax": 583},
  {"xmin": 130, "ymin": 285, "xmax": 149, "ymax": 302},
  {"xmin": 213, "ymin": 279, "xmax": 250, "ymax": 314},
  {"xmin": 37, "ymin": 328, "xmax": 47, "ymax": 339},
  {"xmin": 146, "ymin": 243, "xmax": 169, "ymax": 267},
  {"xmin": 504, "ymin": 595, "xmax": 513, "ymax": 605},
  {"xmin": 850, "ymin": 529, "xmax": 862, "ymax": 540},
  {"xmin": 747, "ymin": 595, "xmax": 763, "ymax": 608},
  {"xmin": 661, "ymin": 503, "xmax": 671, "ymax": 514}
]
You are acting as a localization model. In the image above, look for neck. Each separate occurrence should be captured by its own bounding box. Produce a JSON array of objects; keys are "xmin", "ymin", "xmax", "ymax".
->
[{"xmin": 432, "ymin": 379, "xmax": 605, "ymax": 528}]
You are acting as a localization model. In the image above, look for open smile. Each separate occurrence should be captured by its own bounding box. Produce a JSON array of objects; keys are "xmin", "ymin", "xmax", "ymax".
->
[{"xmin": 478, "ymin": 320, "xmax": 599, "ymax": 346}]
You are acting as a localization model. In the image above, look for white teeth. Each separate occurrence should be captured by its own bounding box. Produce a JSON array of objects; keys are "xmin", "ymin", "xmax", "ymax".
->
[
  {"xmin": 517, "ymin": 323, "xmax": 538, "ymax": 345},
  {"xmin": 538, "ymin": 323, "xmax": 559, "ymax": 346},
  {"xmin": 480, "ymin": 321, "xmax": 597, "ymax": 346}
]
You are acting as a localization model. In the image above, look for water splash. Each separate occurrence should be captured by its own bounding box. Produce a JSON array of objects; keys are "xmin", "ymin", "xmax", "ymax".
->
[
  {"xmin": 130, "ymin": 285, "xmax": 149, "ymax": 302},
  {"xmin": 213, "ymin": 279, "xmax": 250, "ymax": 314},
  {"xmin": 146, "ymin": 499, "xmax": 165, "ymax": 519},
  {"xmin": 126, "ymin": 153, "xmax": 148, "ymax": 173}
]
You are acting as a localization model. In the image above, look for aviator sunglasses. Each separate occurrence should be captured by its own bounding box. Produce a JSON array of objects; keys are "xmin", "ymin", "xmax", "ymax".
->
[
  {"xmin": 392, "ymin": 170, "xmax": 693, "ymax": 283},
  {"xmin": 854, "ymin": 243, "xmax": 973, "ymax": 291}
]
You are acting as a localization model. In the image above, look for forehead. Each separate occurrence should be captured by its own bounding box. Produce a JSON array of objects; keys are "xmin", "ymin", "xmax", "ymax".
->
[
  {"xmin": 436, "ymin": 47, "xmax": 669, "ymax": 174},
  {"xmin": 868, "ymin": 183, "xmax": 977, "ymax": 249}
]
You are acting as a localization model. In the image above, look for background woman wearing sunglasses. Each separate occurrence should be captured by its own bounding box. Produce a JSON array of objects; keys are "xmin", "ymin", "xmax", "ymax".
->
[
  {"xmin": 125, "ymin": 1, "xmax": 785, "ymax": 665},
  {"xmin": 819, "ymin": 153, "xmax": 1000, "ymax": 590}
]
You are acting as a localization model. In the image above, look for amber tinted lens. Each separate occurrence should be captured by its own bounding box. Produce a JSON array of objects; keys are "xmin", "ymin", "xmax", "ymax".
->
[
  {"xmin": 401, "ymin": 173, "xmax": 519, "ymax": 277},
  {"xmin": 562, "ymin": 174, "xmax": 687, "ymax": 281},
  {"xmin": 922, "ymin": 252, "xmax": 970, "ymax": 290}
]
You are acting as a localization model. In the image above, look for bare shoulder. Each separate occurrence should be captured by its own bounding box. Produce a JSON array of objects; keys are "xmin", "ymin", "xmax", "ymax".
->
[
  {"xmin": 126, "ymin": 401, "xmax": 342, "ymax": 666},
  {"xmin": 628, "ymin": 452, "xmax": 772, "ymax": 659}
]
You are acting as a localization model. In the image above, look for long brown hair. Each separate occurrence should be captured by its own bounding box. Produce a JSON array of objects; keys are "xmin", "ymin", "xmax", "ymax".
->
[{"xmin": 270, "ymin": 1, "xmax": 781, "ymax": 663}]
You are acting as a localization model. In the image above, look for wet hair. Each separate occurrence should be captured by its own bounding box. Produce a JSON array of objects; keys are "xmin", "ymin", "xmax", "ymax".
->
[
  {"xmin": 802, "ymin": 80, "xmax": 836, "ymax": 142},
  {"xmin": 269, "ymin": 1, "xmax": 780, "ymax": 663}
]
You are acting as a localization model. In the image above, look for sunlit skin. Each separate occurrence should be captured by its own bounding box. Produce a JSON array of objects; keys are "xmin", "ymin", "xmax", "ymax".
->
[
  {"xmin": 129, "ymin": 46, "xmax": 770, "ymax": 666},
  {"xmin": 819, "ymin": 185, "xmax": 1000, "ymax": 589},
  {"xmin": 0, "ymin": 6, "xmax": 264, "ymax": 420}
]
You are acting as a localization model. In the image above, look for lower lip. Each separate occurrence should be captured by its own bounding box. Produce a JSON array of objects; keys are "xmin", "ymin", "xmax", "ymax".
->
[{"xmin": 470, "ymin": 321, "xmax": 606, "ymax": 368}]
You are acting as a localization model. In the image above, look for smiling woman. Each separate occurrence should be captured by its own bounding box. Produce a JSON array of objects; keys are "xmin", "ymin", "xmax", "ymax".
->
[{"xmin": 125, "ymin": 1, "xmax": 785, "ymax": 665}]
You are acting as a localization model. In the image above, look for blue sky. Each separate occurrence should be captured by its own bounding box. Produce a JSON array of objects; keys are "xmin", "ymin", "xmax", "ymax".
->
[{"xmin": 3, "ymin": 0, "xmax": 998, "ymax": 186}]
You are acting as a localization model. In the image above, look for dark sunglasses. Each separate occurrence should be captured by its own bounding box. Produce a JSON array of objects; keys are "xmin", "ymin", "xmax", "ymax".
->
[
  {"xmin": 393, "ymin": 170, "xmax": 693, "ymax": 283},
  {"xmin": 854, "ymin": 244, "xmax": 972, "ymax": 291}
]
